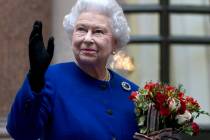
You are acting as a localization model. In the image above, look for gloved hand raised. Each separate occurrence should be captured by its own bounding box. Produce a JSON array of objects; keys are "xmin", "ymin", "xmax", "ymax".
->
[{"xmin": 28, "ymin": 21, "xmax": 54, "ymax": 93}]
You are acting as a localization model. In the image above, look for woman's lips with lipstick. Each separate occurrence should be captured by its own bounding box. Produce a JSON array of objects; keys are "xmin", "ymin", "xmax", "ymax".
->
[{"xmin": 81, "ymin": 48, "xmax": 97, "ymax": 54}]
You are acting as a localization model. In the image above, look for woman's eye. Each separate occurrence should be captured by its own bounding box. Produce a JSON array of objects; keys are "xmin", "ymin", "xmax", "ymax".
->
[
  {"xmin": 77, "ymin": 27, "xmax": 86, "ymax": 32},
  {"xmin": 95, "ymin": 30, "xmax": 104, "ymax": 34}
]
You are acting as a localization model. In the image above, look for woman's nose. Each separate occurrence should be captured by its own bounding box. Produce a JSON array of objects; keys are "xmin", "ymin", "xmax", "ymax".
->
[{"xmin": 84, "ymin": 30, "xmax": 94, "ymax": 44}]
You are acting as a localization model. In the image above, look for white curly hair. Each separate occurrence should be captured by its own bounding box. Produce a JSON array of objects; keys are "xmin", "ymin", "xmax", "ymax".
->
[{"xmin": 63, "ymin": 0, "xmax": 130, "ymax": 49}]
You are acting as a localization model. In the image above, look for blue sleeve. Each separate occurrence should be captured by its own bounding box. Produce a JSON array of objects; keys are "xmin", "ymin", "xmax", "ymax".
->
[{"xmin": 6, "ymin": 72, "xmax": 55, "ymax": 140}]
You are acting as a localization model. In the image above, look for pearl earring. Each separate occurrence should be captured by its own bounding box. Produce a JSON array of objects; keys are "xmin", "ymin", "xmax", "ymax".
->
[{"xmin": 112, "ymin": 51, "xmax": 116, "ymax": 55}]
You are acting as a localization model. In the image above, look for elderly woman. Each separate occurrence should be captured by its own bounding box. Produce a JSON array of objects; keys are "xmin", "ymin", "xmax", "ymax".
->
[
  {"xmin": 6, "ymin": 0, "xmax": 139, "ymax": 139},
  {"xmin": 6, "ymin": 0, "xmax": 182, "ymax": 139}
]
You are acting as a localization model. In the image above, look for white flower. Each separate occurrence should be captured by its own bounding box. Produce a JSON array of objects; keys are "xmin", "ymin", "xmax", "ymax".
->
[
  {"xmin": 175, "ymin": 110, "xmax": 192, "ymax": 125},
  {"xmin": 168, "ymin": 98, "xmax": 181, "ymax": 112}
]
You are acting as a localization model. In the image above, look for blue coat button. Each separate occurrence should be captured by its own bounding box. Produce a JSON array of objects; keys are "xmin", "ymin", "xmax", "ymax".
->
[{"xmin": 106, "ymin": 109, "xmax": 113, "ymax": 115}]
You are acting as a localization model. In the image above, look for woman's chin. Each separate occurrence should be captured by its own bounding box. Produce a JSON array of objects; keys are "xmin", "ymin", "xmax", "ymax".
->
[{"xmin": 77, "ymin": 56, "xmax": 98, "ymax": 65}]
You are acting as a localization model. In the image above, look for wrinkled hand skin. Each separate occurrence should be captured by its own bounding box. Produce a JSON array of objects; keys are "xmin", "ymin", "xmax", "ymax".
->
[
  {"xmin": 28, "ymin": 20, "xmax": 54, "ymax": 93},
  {"xmin": 133, "ymin": 128, "xmax": 180, "ymax": 140},
  {"xmin": 133, "ymin": 132, "xmax": 152, "ymax": 140}
]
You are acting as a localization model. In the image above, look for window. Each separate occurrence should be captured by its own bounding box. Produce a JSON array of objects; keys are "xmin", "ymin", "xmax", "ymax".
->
[{"xmin": 119, "ymin": 0, "xmax": 210, "ymax": 138}]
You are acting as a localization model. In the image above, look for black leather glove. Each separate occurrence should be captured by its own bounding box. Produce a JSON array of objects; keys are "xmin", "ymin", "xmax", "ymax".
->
[{"xmin": 28, "ymin": 21, "xmax": 54, "ymax": 93}]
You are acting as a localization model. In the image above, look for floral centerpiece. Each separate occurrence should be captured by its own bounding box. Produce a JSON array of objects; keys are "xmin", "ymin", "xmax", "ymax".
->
[{"xmin": 129, "ymin": 82, "xmax": 210, "ymax": 139}]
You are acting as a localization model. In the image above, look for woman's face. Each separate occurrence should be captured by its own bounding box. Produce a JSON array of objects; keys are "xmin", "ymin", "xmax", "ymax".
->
[{"xmin": 72, "ymin": 11, "xmax": 116, "ymax": 66}]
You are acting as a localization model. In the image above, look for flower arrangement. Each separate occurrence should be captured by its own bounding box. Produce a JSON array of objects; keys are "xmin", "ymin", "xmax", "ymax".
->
[{"xmin": 129, "ymin": 82, "xmax": 210, "ymax": 137}]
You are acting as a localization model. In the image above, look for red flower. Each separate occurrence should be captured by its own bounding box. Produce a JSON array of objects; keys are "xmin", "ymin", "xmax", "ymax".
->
[
  {"xmin": 186, "ymin": 96, "xmax": 199, "ymax": 106},
  {"xmin": 155, "ymin": 92, "xmax": 170, "ymax": 117},
  {"xmin": 129, "ymin": 91, "xmax": 138, "ymax": 101},
  {"xmin": 165, "ymin": 85, "xmax": 175, "ymax": 92},
  {"xmin": 186, "ymin": 96, "xmax": 200, "ymax": 110},
  {"xmin": 155, "ymin": 92, "xmax": 168, "ymax": 105},
  {"xmin": 191, "ymin": 122, "xmax": 200, "ymax": 136},
  {"xmin": 179, "ymin": 99, "xmax": 186, "ymax": 114},
  {"xmin": 159, "ymin": 106, "xmax": 170, "ymax": 117},
  {"xmin": 178, "ymin": 92, "xmax": 184, "ymax": 99},
  {"xmin": 144, "ymin": 82, "xmax": 157, "ymax": 91}
]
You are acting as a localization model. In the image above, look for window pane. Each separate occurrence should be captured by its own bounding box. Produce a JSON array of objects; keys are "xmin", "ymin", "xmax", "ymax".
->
[
  {"xmin": 170, "ymin": 45, "xmax": 210, "ymax": 126},
  {"xmin": 171, "ymin": 14, "xmax": 210, "ymax": 36},
  {"xmin": 170, "ymin": 0, "xmax": 210, "ymax": 6},
  {"xmin": 111, "ymin": 44, "xmax": 159, "ymax": 87},
  {"xmin": 127, "ymin": 14, "xmax": 159, "ymax": 36},
  {"xmin": 118, "ymin": 0, "xmax": 158, "ymax": 5}
]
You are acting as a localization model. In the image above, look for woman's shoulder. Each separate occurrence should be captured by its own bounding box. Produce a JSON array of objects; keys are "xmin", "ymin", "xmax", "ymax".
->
[
  {"xmin": 44, "ymin": 61, "xmax": 76, "ymax": 79},
  {"xmin": 46, "ymin": 61, "xmax": 75, "ymax": 73},
  {"xmin": 49, "ymin": 61, "xmax": 75, "ymax": 69}
]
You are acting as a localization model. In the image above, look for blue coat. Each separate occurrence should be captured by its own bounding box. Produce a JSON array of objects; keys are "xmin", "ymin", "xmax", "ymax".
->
[{"xmin": 7, "ymin": 62, "xmax": 139, "ymax": 140}]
